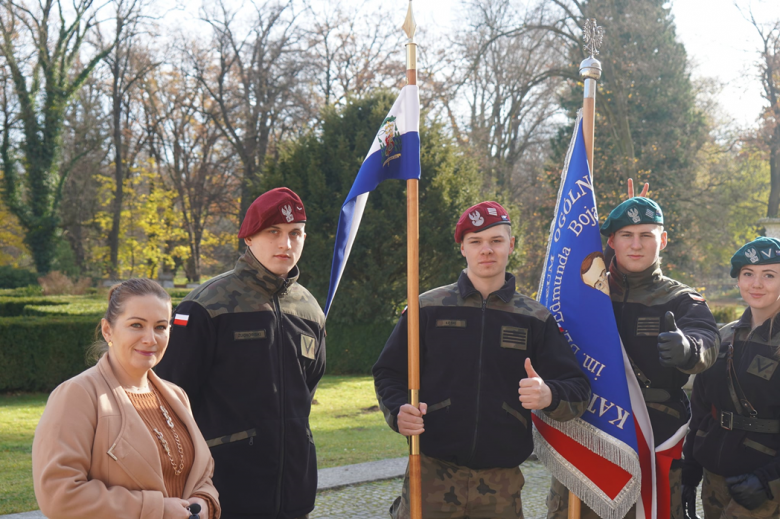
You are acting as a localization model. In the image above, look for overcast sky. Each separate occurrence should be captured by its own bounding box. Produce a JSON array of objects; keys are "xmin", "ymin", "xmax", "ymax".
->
[
  {"xmin": 170, "ymin": 0, "xmax": 780, "ymax": 129},
  {"xmin": 404, "ymin": 0, "xmax": 779, "ymax": 128}
]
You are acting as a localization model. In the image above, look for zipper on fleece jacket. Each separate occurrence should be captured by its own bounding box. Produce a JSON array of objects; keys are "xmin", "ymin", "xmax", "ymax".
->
[
  {"xmin": 273, "ymin": 293, "xmax": 286, "ymax": 517},
  {"xmin": 469, "ymin": 297, "xmax": 488, "ymax": 464}
]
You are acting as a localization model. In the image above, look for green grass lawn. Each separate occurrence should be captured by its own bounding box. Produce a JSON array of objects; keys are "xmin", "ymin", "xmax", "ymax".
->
[
  {"xmin": 311, "ymin": 376, "xmax": 407, "ymax": 468},
  {"xmin": 0, "ymin": 393, "xmax": 47, "ymax": 515},
  {"xmin": 0, "ymin": 375, "xmax": 405, "ymax": 515}
]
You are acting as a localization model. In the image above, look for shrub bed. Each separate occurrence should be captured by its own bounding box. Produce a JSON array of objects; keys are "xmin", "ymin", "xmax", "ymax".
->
[
  {"xmin": 0, "ymin": 316, "xmax": 396, "ymax": 391},
  {"xmin": 0, "ymin": 283, "xmax": 396, "ymax": 390},
  {"xmin": 324, "ymin": 321, "xmax": 396, "ymax": 375},
  {"xmin": 0, "ymin": 297, "xmax": 63, "ymax": 317},
  {"xmin": 0, "ymin": 266, "xmax": 37, "ymax": 289},
  {"xmin": 710, "ymin": 304, "xmax": 745, "ymax": 325},
  {"xmin": 0, "ymin": 315, "xmax": 97, "ymax": 392}
]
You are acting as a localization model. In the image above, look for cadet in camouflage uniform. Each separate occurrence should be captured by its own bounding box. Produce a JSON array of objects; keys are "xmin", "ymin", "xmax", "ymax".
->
[
  {"xmin": 156, "ymin": 188, "xmax": 325, "ymax": 519},
  {"xmin": 681, "ymin": 237, "xmax": 780, "ymax": 519},
  {"xmin": 547, "ymin": 197, "xmax": 720, "ymax": 519},
  {"xmin": 373, "ymin": 201, "xmax": 591, "ymax": 519}
]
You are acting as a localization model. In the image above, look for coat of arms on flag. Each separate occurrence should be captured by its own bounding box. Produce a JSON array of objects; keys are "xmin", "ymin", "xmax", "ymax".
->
[
  {"xmin": 534, "ymin": 111, "xmax": 656, "ymax": 519},
  {"xmin": 378, "ymin": 115, "xmax": 403, "ymax": 166}
]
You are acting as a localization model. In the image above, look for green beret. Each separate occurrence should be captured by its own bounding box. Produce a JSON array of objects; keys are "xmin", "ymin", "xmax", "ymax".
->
[
  {"xmin": 600, "ymin": 197, "xmax": 664, "ymax": 236},
  {"xmin": 730, "ymin": 237, "xmax": 780, "ymax": 277}
]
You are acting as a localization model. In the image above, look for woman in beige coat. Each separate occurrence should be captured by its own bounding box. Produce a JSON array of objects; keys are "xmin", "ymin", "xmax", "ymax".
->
[{"xmin": 33, "ymin": 279, "xmax": 220, "ymax": 519}]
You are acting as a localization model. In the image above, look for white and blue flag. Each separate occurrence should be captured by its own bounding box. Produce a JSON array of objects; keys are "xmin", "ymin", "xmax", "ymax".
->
[{"xmin": 324, "ymin": 86, "xmax": 421, "ymax": 316}]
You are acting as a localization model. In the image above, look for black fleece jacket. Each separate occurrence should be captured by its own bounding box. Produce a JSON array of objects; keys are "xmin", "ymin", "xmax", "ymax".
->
[
  {"xmin": 682, "ymin": 309, "xmax": 780, "ymax": 500},
  {"xmin": 608, "ymin": 258, "xmax": 719, "ymax": 446},
  {"xmin": 156, "ymin": 251, "xmax": 326, "ymax": 519},
  {"xmin": 373, "ymin": 270, "xmax": 591, "ymax": 470}
]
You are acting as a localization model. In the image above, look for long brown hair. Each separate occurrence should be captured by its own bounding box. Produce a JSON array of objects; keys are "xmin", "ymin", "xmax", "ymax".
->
[{"xmin": 86, "ymin": 279, "xmax": 171, "ymax": 364}]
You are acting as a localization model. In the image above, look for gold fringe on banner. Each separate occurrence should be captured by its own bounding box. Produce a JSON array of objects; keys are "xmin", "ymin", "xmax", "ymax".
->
[{"xmin": 533, "ymin": 411, "xmax": 641, "ymax": 519}]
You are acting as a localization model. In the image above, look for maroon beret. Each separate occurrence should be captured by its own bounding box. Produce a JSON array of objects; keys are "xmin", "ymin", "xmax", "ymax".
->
[
  {"xmin": 454, "ymin": 201, "xmax": 511, "ymax": 243},
  {"xmin": 238, "ymin": 187, "xmax": 307, "ymax": 239}
]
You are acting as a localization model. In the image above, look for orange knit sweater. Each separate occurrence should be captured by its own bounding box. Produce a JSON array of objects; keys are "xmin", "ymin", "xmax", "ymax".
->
[{"xmin": 126, "ymin": 383, "xmax": 216, "ymax": 518}]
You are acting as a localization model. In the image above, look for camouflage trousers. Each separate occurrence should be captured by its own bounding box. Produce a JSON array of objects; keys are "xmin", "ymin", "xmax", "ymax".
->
[
  {"xmin": 700, "ymin": 469, "xmax": 780, "ymax": 519},
  {"xmin": 389, "ymin": 454, "xmax": 525, "ymax": 519},
  {"xmin": 546, "ymin": 468, "xmax": 683, "ymax": 519}
]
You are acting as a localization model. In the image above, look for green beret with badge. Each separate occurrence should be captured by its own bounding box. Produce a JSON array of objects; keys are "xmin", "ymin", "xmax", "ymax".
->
[
  {"xmin": 600, "ymin": 196, "xmax": 664, "ymax": 236},
  {"xmin": 730, "ymin": 236, "xmax": 780, "ymax": 278}
]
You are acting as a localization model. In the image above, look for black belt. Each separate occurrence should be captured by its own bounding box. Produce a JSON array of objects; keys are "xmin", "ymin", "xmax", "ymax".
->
[{"xmin": 720, "ymin": 411, "xmax": 780, "ymax": 434}]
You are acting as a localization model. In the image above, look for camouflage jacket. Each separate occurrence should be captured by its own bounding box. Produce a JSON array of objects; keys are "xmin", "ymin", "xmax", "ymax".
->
[
  {"xmin": 682, "ymin": 310, "xmax": 780, "ymax": 499},
  {"xmin": 372, "ymin": 270, "xmax": 591, "ymax": 470},
  {"xmin": 608, "ymin": 257, "xmax": 719, "ymax": 447},
  {"xmin": 155, "ymin": 250, "xmax": 326, "ymax": 519}
]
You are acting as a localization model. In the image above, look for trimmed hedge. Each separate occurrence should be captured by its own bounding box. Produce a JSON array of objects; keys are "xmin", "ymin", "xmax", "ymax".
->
[
  {"xmin": 0, "ymin": 284, "xmax": 396, "ymax": 389},
  {"xmin": 0, "ymin": 315, "xmax": 98, "ymax": 392},
  {"xmin": 0, "ymin": 297, "xmax": 62, "ymax": 317},
  {"xmin": 0, "ymin": 312, "xmax": 397, "ymax": 391},
  {"xmin": 0, "ymin": 266, "xmax": 38, "ymax": 289},
  {"xmin": 325, "ymin": 321, "xmax": 396, "ymax": 375},
  {"xmin": 710, "ymin": 305, "xmax": 745, "ymax": 325}
]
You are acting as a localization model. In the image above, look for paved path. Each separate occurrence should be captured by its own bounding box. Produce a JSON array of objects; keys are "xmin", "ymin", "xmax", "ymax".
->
[
  {"xmin": 1, "ymin": 456, "xmax": 704, "ymax": 519},
  {"xmin": 0, "ymin": 457, "xmax": 408, "ymax": 519},
  {"xmin": 318, "ymin": 456, "xmax": 407, "ymax": 491},
  {"xmin": 311, "ymin": 458, "xmax": 554, "ymax": 519}
]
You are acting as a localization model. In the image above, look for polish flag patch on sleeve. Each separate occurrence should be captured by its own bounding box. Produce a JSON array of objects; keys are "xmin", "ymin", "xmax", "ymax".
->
[{"xmin": 173, "ymin": 314, "xmax": 190, "ymax": 326}]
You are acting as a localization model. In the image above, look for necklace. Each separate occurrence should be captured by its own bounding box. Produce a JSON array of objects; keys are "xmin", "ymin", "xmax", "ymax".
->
[{"xmin": 150, "ymin": 386, "xmax": 185, "ymax": 476}]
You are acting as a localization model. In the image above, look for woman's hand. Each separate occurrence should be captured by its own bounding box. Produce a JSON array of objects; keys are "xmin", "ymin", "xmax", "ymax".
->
[
  {"xmin": 163, "ymin": 498, "xmax": 191, "ymax": 518},
  {"xmin": 188, "ymin": 496, "xmax": 209, "ymax": 518}
]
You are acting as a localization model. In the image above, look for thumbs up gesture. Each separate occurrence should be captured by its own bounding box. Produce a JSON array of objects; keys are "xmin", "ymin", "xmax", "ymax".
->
[
  {"xmin": 657, "ymin": 311, "xmax": 692, "ymax": 368},
  {"xmin": 519, "ymin": 358, "xmax": 553, "ymax": 410}
]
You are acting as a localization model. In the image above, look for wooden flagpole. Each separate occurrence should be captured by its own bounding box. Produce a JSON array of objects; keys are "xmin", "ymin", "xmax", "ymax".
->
[
  {"xmin": 568, "ymin": 18, "xmax": 604, "ymax": 519},
  {"xmin": 402, "ymin": 2, "xmax": 422, "ymax": 519}
]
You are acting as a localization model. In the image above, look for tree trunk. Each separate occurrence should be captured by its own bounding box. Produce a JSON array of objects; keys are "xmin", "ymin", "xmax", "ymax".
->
[
  {"xmin": 24, "ymin": 219, "xmax": 57, "ymax": 274},
  {"xmin": 108, "ymin": 61, "xmax": 124, "ymax": 278},
  {"xmin": 768, "ymin": 124, "xmax": 780, "ymax": 218},
  {"xmin": 64, "ymin": 225, "xmax": 87, "ymax": 274}
]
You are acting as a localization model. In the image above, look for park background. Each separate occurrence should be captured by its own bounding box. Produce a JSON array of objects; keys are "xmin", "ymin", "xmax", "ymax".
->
[{"xmin": 1, "ymin": 0, "xmax": 780, "ymax": 515}]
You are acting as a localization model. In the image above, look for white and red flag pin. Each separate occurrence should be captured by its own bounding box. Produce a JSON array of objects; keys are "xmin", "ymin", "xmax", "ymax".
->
[{"xmin": 173, "ymin": 314, "xmax": 189, "ymax": 326}]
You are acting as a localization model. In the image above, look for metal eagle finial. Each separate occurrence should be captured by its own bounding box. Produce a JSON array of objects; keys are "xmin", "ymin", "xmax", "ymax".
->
[
  {"xmin": 402, "ymin": 0, "xmax": 417, "ymax": 41},
  {"xmin": 583, "ymin": 19, "xmax": 604, "ymax": 58}
]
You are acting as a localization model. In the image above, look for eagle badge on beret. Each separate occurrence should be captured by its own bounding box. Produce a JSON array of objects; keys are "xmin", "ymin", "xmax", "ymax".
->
[
  {"xmin": 454, "ymin": 201, "xmax": 510, "ymax": 243},
  {"xmin": 469, "ymin": 210, "xmax": 484, "ymax": 226},
  {"xmin": 730, "ymin": 237, "xmax": 780, "ymax": 277},
  {"xmin": 281, "ymin": 205, "xmax": 294, "ymax": 222}
]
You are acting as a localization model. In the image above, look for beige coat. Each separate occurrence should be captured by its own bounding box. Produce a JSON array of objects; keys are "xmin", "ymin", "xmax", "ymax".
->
[{"xmin": 32, "ymin": 353, "xmax": 220, "ymax": 519}]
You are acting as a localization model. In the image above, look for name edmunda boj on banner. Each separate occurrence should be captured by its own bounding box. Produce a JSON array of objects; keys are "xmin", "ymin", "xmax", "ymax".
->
[{"xmin": 534, "ymin": 111, "xmax": 657, "ymax": 519}]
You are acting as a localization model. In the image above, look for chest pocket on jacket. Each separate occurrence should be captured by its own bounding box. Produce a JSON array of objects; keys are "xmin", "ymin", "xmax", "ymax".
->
[
  {"xmin": 636, "ymin": 317, "xmax": 661, "ymax": 337},
  {"xmin": 500, "ymin": 326, "xmax": 528, "ymax": 350}
]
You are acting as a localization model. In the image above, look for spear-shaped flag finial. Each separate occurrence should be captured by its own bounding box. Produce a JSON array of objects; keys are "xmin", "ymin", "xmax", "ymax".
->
[{"xmin": 402, "ymin": 0, "xmax": 417, "ymax": 41}]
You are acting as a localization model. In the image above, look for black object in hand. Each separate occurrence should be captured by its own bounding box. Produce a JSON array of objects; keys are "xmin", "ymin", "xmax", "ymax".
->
[
  {"xmin": 682, "ymin": 484, "xmax": 700, "ymax": 519},
  {"xmin": 187, "ymin": 502, "xmax": 201, "ymax": 519},
  {"xmin": 725, "ymin": 473, "xmax": 769, "ymax": 510},
  {"xmin": 657, "ymin": 311, "xmax": 692, "ymax": 368}
]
